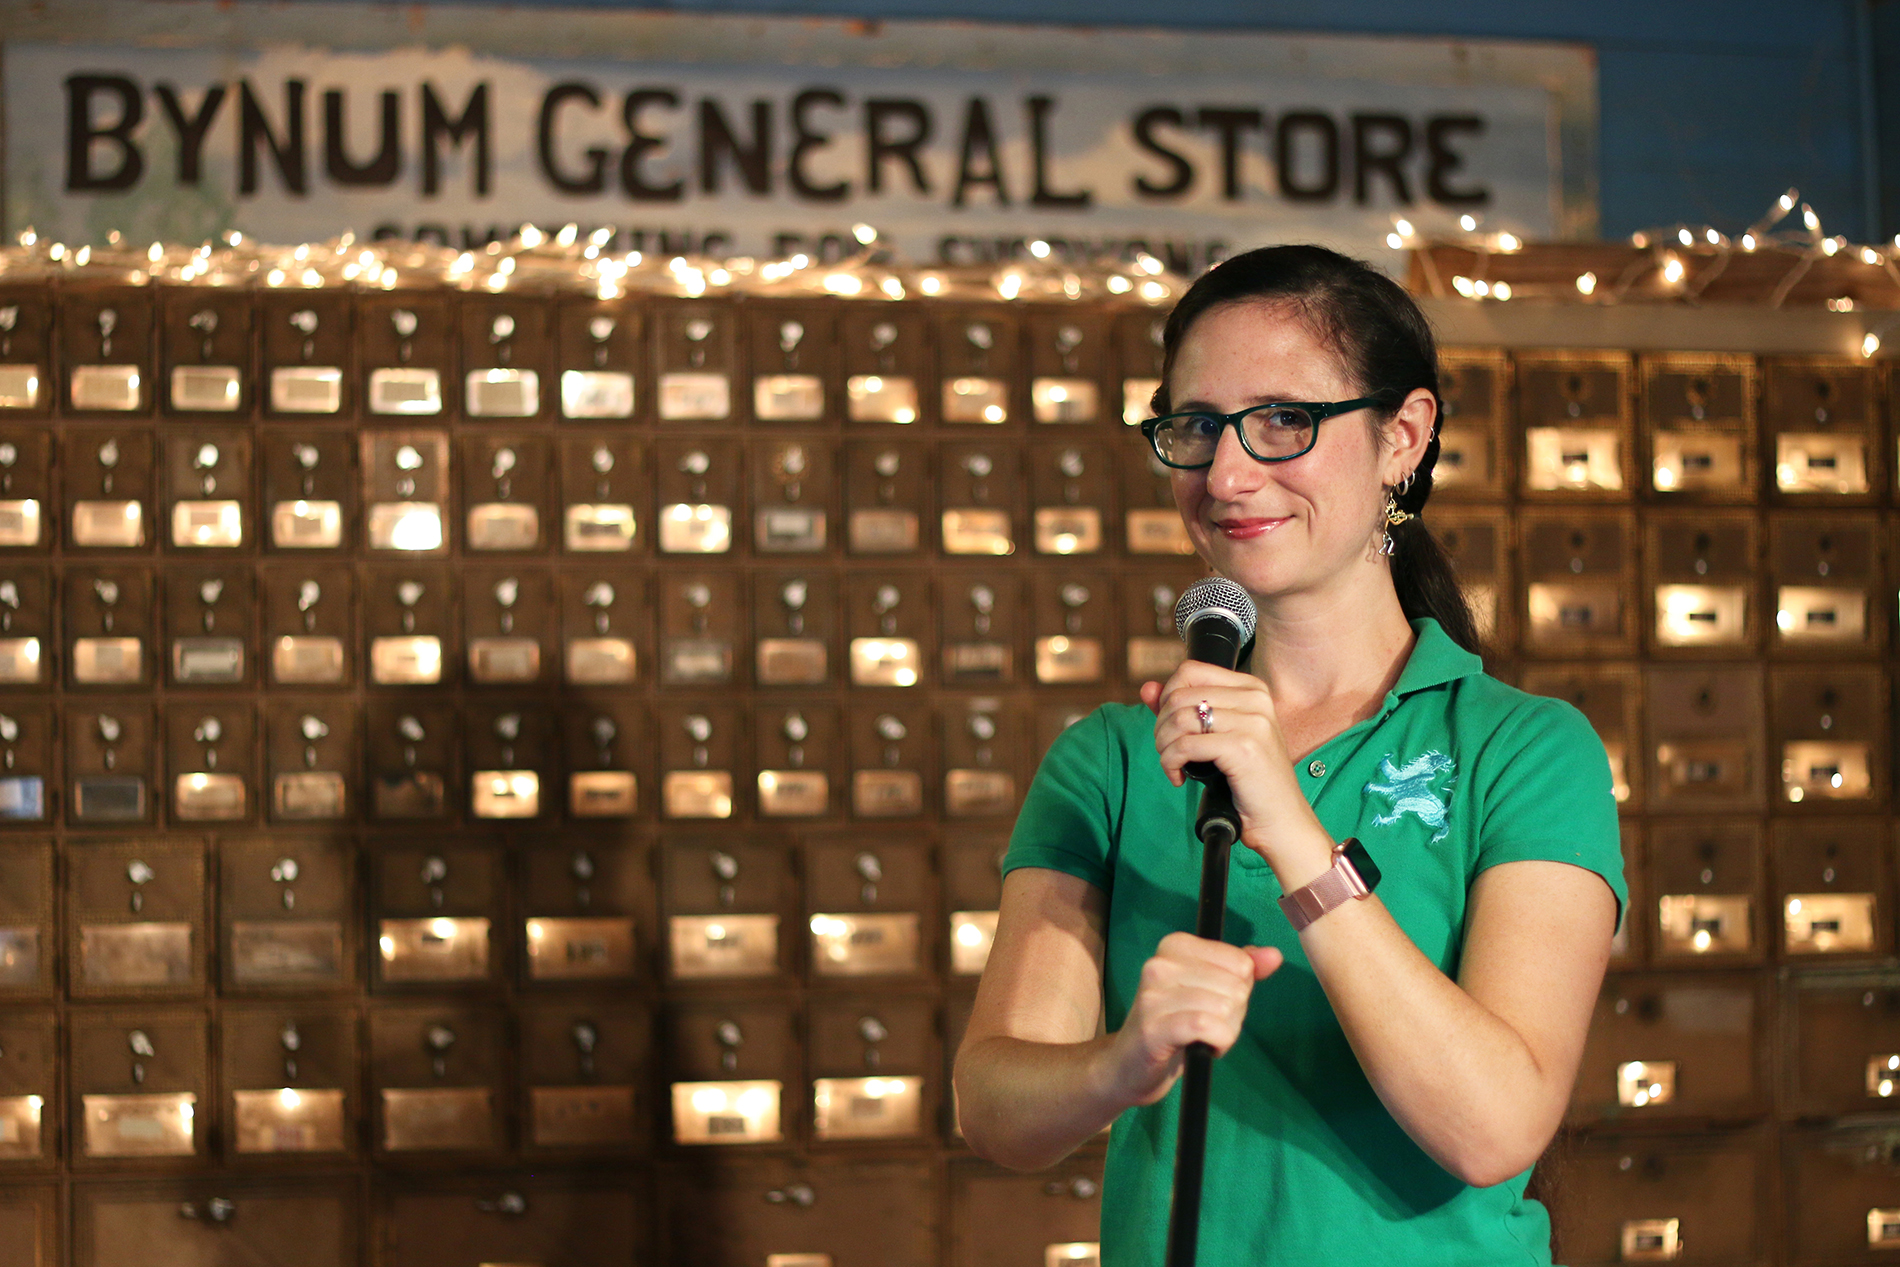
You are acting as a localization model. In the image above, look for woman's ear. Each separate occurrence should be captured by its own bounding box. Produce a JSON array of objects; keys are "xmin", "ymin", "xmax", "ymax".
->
[{"xmin": 1385, "ymin": 387, "xmax": 1437, "ymax": 480}]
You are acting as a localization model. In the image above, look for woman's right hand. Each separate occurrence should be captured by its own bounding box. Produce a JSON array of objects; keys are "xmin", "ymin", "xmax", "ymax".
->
[{"xmin": 1102, "ymin": 932, "xmax": 1284, "ymax": 1107}]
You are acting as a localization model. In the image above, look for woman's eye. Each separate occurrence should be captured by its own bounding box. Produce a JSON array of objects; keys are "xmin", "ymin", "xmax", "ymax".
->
[
  {"xmin": 1263, "ymin": 407, "xmax": 1308, "ymax": 429},
  {"xmin": 1186, "ymin": 415, "xmax": 1222, "ymax": 438}
]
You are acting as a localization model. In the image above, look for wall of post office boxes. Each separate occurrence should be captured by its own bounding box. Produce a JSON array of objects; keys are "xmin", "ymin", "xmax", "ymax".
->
[{"xmin": 2, "ymin": 263, "xmax": 1899, "ymax": 1265}]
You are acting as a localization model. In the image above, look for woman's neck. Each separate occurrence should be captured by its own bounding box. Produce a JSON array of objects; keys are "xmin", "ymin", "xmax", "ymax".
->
[{"xmin": 1246, "ymin": 571, "xmax": 1417, "ymax": 716}]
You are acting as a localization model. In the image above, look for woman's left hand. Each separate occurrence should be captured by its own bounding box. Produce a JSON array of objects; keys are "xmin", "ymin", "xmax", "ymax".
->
[{"xmin": 1141, "ymin": 663, "xmax": 1320, "ymax": 866}]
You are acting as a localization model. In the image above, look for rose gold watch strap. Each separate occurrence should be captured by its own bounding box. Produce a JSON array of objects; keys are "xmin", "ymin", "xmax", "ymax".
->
[{"xmin": 1278, "ymin": 846, "xmax": 1368, "ymax": 932}]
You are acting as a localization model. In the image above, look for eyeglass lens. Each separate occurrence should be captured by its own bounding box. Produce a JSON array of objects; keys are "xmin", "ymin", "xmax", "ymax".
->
[{"xmin": 1154, "ymin": 405, "xmax": 1315, "ymax": 465}]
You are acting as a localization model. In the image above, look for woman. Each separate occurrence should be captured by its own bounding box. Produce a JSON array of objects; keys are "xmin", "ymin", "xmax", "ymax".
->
[{"xmin": 954, "ymin": 245, "xmax": 1624, "ymax": 1264}]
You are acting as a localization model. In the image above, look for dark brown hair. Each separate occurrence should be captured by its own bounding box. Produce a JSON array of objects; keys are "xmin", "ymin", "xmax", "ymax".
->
[{"xmin": 1154, "ymin": 244, "xmax": 1482, "ymax": 653}]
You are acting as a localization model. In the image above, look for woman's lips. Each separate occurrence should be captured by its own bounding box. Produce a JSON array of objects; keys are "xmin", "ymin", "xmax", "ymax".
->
[{"xmin": 1213, "ymin": 516, "xmax": 1288, "ymax": 540}]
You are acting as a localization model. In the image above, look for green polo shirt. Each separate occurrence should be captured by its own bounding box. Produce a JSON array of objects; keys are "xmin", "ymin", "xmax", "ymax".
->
[{"xmin": 1001, "ymin": 618, "xmax": 1625, "ymax": 1266}]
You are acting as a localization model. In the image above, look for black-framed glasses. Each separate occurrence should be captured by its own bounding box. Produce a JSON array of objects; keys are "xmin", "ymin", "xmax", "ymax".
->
[{"xmin": 1139, "ymin": 397, "xmax": 1384, "ymax": 469}]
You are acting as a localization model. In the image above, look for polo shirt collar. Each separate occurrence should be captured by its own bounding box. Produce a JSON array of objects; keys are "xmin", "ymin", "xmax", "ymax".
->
[{"xmin": 1386, "ymin": 617, "xmax": 1483, "ymax": 704}]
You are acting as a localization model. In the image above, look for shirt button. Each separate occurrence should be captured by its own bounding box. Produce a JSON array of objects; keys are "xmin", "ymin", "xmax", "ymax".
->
[{"xmin": 1307, "ymin": 760, "xmax": 1326, "ymax": 778}]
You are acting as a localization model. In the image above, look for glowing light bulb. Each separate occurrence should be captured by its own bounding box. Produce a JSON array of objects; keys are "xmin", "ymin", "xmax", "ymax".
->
[{"xmin": 1576, "ymin": 271, "xmax": 1598, "ymax": 296}]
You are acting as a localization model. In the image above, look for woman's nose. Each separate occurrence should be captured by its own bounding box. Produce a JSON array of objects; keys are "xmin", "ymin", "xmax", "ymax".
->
[{"xmin": 1204, "ymin": 423, "xmax": 1265, "ymax": 502}]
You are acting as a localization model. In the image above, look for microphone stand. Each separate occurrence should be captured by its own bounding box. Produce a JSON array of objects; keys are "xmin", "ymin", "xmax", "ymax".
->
[{"xmin": 1163, "ymin": 783, "xmax": 1239, "ymax": 1267}]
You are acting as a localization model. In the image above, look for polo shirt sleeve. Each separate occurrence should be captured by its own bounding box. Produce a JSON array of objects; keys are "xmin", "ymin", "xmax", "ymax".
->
[
  {"xmin": 1000, "ymin": 705, "xmax": 1118, "ymax": 894},
  {"xmin": 1473, "ymin": 695, "xmax": 1628, "ymax": 925}
]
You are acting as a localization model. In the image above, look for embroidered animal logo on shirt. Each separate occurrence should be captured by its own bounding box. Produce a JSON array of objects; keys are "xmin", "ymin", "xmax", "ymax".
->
[{"xmin": 1365, "ymin": 751, "xmax": 1456, "ymax": 843}]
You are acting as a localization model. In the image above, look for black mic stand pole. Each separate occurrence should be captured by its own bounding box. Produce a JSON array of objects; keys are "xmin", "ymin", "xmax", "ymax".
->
[{"xmin": 1163, "ymin": 782, "xmax": 1240, "ymax": 1267}]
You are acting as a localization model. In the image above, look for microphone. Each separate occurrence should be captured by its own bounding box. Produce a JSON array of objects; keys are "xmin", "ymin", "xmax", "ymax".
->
[{"xmin": 1172, "ymin": 578, "xmax": 1259, "ymax": 847}]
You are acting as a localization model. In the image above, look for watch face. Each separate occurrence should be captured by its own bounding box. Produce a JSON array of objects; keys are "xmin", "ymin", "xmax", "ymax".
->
[{"xmin": 1343, "ymin": 837, "xmax": 1381, "ymax": 891}]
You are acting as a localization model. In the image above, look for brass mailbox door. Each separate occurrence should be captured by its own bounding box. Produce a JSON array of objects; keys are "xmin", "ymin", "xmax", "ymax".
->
[
  {"xmin": 359, "ymin": 429, "xmax": 451, "ymax": 555},
  {"xmin": 1433, "ymin": 348, "xmax": 1509, "ymax": 498},
  {"xmin": 371, "ymin": 846, "xmax": 499, "ymax": 989},
  {"xmin": 754, "ymin": 702, "xmax": 843, "ymax": 820},
  {"xmin": 843, "ymin": 439, "xmax": 930, "ymax": 555},
  {"xmin": 558, "ymin": 432, "xmax": 647, "ymax": 555},
  {"xmin": 555, "ymin": 295, "xmax": 641, "ymax": 421},
  {"xmin": 0, "ymin": 287, "xmax": 54, "ymax": 420},
  {"xmin": 161, "ymin": 429, "xmax": 251, "ymax": 552},
  {"xmin": 160, "ymin": 286, "xmax": 253, "ymax": 418},
  {"xmin": 938, "ymin": 309, "xmax": 1021, "ymax": 428},
  {"xmin": 261, "ymin": 291, "xmax": 352, "ymax": 419},
  {"xmin": 0, "ymin": 427, "xmax": 53, "ymax": 552},
  {"xmin": 748, "ymin": 303, "xmax": 839, "ymax": 425},
  {"xmin": 0, "ymin": 845, "xmax": 54, "ymax": 996},
  {"xmin": 1514, "ymin": 350, "xmax": 1634, "ymax": 498},
  {"xmin": 219, "ymin": 1004, "xmax": 358, "ymax": 1159},
  {"xmin": 363, "ymin": 564, "xmax": 455, "ymax": 689},
  {"xmin": 749, "ymin": 436, "xmax": 835, "ymax": 555},
  {"xmin": 72, "ymin": 1178, "xmax": 359, "ymax": 1267},
  {"xmin": 654, "ymin": 438, "xmax": 742, "ymax": 556},
  {"xmin": 357, "ymin": 293, "xmax": 455, "ymax": 420},
  {"xmin": 1030, "ymin": 570, "xmax": 1113, "ymax": 687},
  {"xmin": 805, "ymin": 839, "xmax": 932, "ymax": 980},
  {"xmin": 218, "ymin": 835, "xmax": 353, "ymax": 991},
  {"xmin": 516, "ymin": 1001, "xmax": 649, "ymax": 1152},
  {"xmin": 162, "ymin": 701, "xmax": 256, "ymax": 825},
  {"xmin": 651, "ymin": 300, "xmax": 737, "ymax": 423},
  {"xmin": 753, "ymin": 570, "xmax": 840, "ymax": 688},
  {"xmin": 460, "ymin": 295, "xmax": 553, "ymax": 422},
  {"xmin": 808, "ymin": 996, "xmax": 938, "ymax": 1142},
  {"xmin": 0, "ymin": 1184, "xmax": 54, "ymax": 1267},
  {"xmin": 662, "ymin": 841, "xmax": 794, "ymax": 983},
  {"xmin": 65, "ymin": 703, "xmax": 155, "ymax": 826},
  {"xmin": 1640, "ymin": 352, "xmax": 1756, "ymax": 500},
  {"xmin": 61, "ymin": 287, "xmax": 154, "ymax": 417},
  {"xmin": 0, "ymin": 566, "xmax": 51, "ymax": 689},
  {"xmin": 939, "ymin": 441, "xmax": 1022, "ymax": 558},
  {"xmin": 1113, "ymin": 307, "xmax": 1167, "ymax": 427},
  {"xmin": 380, "ymin": 1180, "xmax": 641, "ymax": 1267},
  {"xmin": 261, "ymin": 565, "xmax": 354, "ymax": 688},
  {"xmin": 1518, "ymin": 509, "xmax": 1638, "ymax": 656},
  {"xmin": 949, "ymin": 1157, "xmax": 1106, "ymax": 1267},
  {"xmin": 459, "ymin": 432, "xmax": 552, "ymax": 554},
  {"xmin": 63, "ymin": 428, "xmax": 154, "ymax": 552},
  {"xmin": 1551, "ymin": 1130, "xmax": 1769, "ymax": 1267},
  {"xmin": 367, "ymin": 1004, "xmax": 505, "ymax": 1156},
  {"xmin": 842, "ymin": 306, "xmax": 930, "ymax": 426},
  {"xmin": 1118, "ymin": 442, "xmax": 1194, "ymax": 557},
  {"xmin": 1783, "ymin": 1125, "xmax": 1900, "ymax": 1264},
  {"xmin": 1643, "ymin": 511, "xmax": 1758, "ymax": 654},
  {"xmin": 0, "ymin": 704, "xmax": 54, "ymax": 825},
  {"xmin": 941, "ymin": 698, "xmax": 1024, "ymax": 820},
  {"xmin": 0, "ymin": 1009, "xmax": 56, "ymax": 1163},
  {"xmin": 364, "ymin": 700, "xmax": 458, "ymax": 823},
  {"xmin": 1026, "ymin": 308, "xmax": 1110, "ymax": 428},
  {"xmin": 162, "ymin": 565, "xmax": 253, "ymax": 689},
  {"xmin": 844, "ymin": 574, "xmax": 931, "ymax": 690},
  {"xmin": 520, "ymin": 841, "xmax": 650, "ymax": 983},
  {"xmin": 1029, "ymin": 440, "xmax": 1112, "ymax": 559},
  {"xmin": 664, "ymin": 1159, "xmax": 936, "ymax": 1265},
  {"xmin": 1763, "ymin": 357, "xmax": 1880, "ymax": 502},
  {"xmin": 67, "ymin": 1007, "xmax": 208, "ymax": 1165},
  {"xmin": 1431, "ymin": 509, "xmax": 1512, "ymax": 658},
  {"xmin": 665, "ymin": 998, "xmax": 800, "ymax": 1145},
  {"xmin": 943, "ymin": 833, "xmax": 1010, "ymax": 977},
  {"xmin": 263, "ymin": 700, "xmax": 357, "ymax": 826},
  {"xmin": 940, "ymin": 573, "xmax": 1023, "ymax": 688},
  {"xmin": 1644, "ymin": 666, "xmax": 1766, "ymax": 812},
  {"xmin": 1569, "ymin": 970, "xmax": 1766, "ymax": 1123},
  {"xmin": 1771, "ymin": 666, "xmax": 1887, "ymax": 808},
  {"xmin": 848, "ymin": 702, "xmax": 933, "ymax": 820},
  {"xmin": 558, "ymin": 568, "xmax": 648, "ymax": 687},
  {"xmin": 464, "ymin": 700, "xmax": 554, "ymax": 823},
  {"xmin": 657, "ymin": 570, "xmax": 747, "ymax": 689},
  {"xmin": 560, "ymin": 702, "xmax": 650, "ymax": 821},
  {"xmin": 461, "ymin": 567, "xmax": 554, "ymax": 688},
  {"xmin": 64, "ymin": 565, "xmax": 153, "ymax": 690},
  {"xmin": 657, "ymin": 702, "xmax": 745, "ymax": 821},
  {"xmin": 1516, "ymin": 664, "xmax": 1641, "ymax": 811},
  {"xmin": 1773, "ymin": 820, "xmax": 1888, "ymax": 961},
  {"xmin": 1645, "ymin": 820, "xmax": 1764, "ymax": 965},
  {"xmin": 1770, "ymin": 513, "xmax": 1882, "ymax": 655},
  {"xmin": 66, "ymin": 840, "xmax": 205, "ymax": 999},
  {"xmin": 1785, "ymin": 974, "xmax": 1900, "ymax": 1117}
]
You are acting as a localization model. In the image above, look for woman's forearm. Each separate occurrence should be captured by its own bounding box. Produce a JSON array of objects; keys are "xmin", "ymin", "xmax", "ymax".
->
[{"xmin": 953, "ymin": 1034, "xmax": 1124, "ymax": 1171}]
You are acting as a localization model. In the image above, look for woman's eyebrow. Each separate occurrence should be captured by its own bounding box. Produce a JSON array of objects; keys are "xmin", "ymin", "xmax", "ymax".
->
[{"xmin": 1169, "ymin": 393, "xmax": 1304, "ymax": 412}]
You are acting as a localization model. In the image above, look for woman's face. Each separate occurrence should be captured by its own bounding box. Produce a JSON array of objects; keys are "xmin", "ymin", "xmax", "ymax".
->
[{"xmin": 1164, "ymin": 300, "xmax": 1400, "ymax": 603}]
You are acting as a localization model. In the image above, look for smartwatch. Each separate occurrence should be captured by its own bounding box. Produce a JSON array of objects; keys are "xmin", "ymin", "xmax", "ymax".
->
[{"xmin": 1278, "ymin": 838, "xmax": 1381, "ymax": 931}]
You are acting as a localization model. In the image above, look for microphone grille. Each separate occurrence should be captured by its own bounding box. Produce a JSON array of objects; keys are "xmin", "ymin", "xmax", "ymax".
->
[{"xmin": 1174, "ymin": 577, "xmax": 1258, "ymax": 644}]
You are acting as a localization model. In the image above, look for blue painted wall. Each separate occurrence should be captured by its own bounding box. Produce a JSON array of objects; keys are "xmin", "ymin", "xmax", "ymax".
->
[{"xmin": 314, "ymin": 0, "xmax": 1895, "ymax": 243}]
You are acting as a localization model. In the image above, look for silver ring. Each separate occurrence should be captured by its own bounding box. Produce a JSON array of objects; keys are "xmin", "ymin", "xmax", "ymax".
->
[{"xmin": 1196, "ymin": 700, "xmax": 1213, "ymax": 734}]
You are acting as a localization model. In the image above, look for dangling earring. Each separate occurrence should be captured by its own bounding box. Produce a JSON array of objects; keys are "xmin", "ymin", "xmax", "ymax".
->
[{"xmin": 1380, "ymin": 487, "xmax": 1415, "ymax": 557}]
